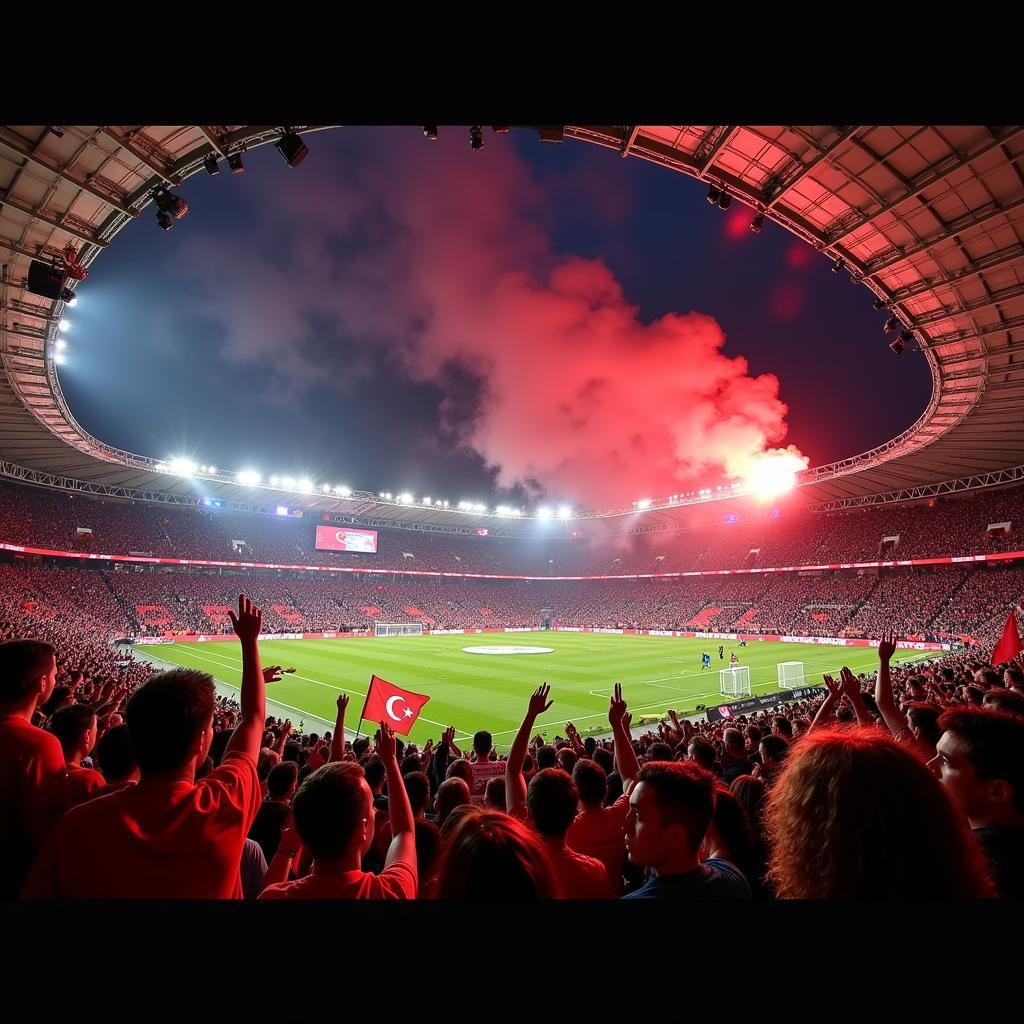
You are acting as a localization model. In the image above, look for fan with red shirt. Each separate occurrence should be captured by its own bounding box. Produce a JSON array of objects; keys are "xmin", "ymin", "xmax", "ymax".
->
[{"xmin": 359, "ymin": 675, "xmax": 430, "ymax": 736}]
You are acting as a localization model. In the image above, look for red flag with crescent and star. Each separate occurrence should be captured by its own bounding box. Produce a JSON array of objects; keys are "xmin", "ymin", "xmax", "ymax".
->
[{"xmin": 360, "ymin": 675, "xmax": 430, "ymax": 735}]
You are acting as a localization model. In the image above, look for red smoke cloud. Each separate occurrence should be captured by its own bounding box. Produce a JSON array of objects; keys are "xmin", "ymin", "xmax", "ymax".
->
[{"xmin": 177, "ymin": 131, "xmax": 802, "ymax": 506}]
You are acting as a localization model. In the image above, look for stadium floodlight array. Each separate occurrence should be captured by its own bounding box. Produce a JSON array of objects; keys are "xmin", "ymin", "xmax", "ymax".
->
[
  {"xmin": 374, "ymin": 622, "xmax": 424, "ymax": 637},
  {"xmin": 777, "ymin": 661, "xmax": 805, "ymax": 690},
  {"xmin": 720, "ymin": 666, "xmax": 752, "ymax": 698}
]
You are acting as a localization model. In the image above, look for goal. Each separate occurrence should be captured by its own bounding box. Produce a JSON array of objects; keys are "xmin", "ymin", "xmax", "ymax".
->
[
  {"xmin": 374, "ymin": 622, "xmax": 424, "ymax": 637},
  {"xmin": 720, "ymin": 666, "xmax": 751, "ymax": 697},
  {"xmin": 777, "ymin": 661, "xmax": 805, "ymax": 690}
]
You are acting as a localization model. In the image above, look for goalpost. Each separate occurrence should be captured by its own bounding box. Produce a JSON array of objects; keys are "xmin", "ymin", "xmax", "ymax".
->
[
  {"xmin": 720, "ymin": 666, "xmax": 751, "ymax": 697},
  {"xmin": 778, "ymin": 661, "xmax": 805, "ymax": 689},
  {"xmin": 374, "ymin": 622, "xmax": 424, "ymax": 637}
]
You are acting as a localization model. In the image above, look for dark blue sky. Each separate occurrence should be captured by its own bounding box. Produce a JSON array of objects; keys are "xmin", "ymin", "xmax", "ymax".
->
[{"xmin": 59, "ymin": 127, "xmax": 931, "ymax": 507}]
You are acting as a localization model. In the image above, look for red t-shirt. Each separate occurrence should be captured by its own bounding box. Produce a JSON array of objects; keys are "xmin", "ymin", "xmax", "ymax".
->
[
  {"xmin": 565, "ymin": 794, "xmax": 630, "ymax": 895},
  {"xmin": 259, "ymin": 860, "xmax": 417, "ymax": 899},
  {"xmin": 22, "ymin": 751, "xmax": 259, "ymax": 899},
  {"xmin": 0, "ymin": 713, "xmax": 69, "ymax": 899},
  {"xmin": 547, "ymin": 843, "xmax": 614, "ymax": 900},
  {"xmin": 66, "ymin": 764, "xmax": 107, "ymax": 807}
]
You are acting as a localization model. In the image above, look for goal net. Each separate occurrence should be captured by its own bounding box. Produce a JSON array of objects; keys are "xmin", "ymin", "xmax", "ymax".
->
[
  {"xmin": 720, "ymin": 666, "xmax": 751, "ymax": 697},
  {"xmin": 374, "ymin": 622, "xmax": 424, "ymax": 637},
  {"xmin": 778, "ymin": 661, "xmax": 804, "ymax": 689}
]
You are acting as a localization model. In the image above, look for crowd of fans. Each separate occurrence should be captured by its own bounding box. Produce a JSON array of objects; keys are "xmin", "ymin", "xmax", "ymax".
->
[
  {"xmin": 2, "ymin": 478, "xmax": 1022, "ymax": 577},
  {"xmin": 4, "ymin": 591, "xmax": 1023, "ymax": 901}
]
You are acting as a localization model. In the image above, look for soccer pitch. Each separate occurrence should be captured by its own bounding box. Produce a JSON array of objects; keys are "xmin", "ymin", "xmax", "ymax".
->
[{"xmin": 143, "ymin": 632, "xmax": 926, "ymax": 751}]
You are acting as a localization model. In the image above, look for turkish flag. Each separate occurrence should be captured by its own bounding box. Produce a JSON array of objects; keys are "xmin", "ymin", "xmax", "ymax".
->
[
  {"xmin": 360, "ymin": 675, "xmax": 430, "ymax": 735},
  {"xmin": 992, "ymin": 610, "xmax": 1023, "ymax": 666}
]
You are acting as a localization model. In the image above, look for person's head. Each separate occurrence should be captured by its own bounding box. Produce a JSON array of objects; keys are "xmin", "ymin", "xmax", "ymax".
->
[
  {"xmin": 434, "ymin": 810, "xmax": 556, "ymax": 900},
  {"xmin": 401, "ymin": 753, "xmax": 422, "ymax": 776},
  {"xmin": 730, "ymin": 774, "xmax": 766, "ymax": 830},
  {"xmin": 445, "ymin": 758, "xmax": 473, "ymax": 788},
  {"xmin": 905, "ymin": 702, "xmax": 943, "ymax": 752},
  {"xmin": 648, "ymin": 741, "xmax": 674, "ymax": 762},
  {"xmin": 96, "ymin": 724, "xmax": 138, "ymax": 784},
  {"xmin": 983, "ymin": 688, "xmax": 1024, "ymax": 716},
  {"xmin": 835, "ymin": 705, "xmax": 856, "ymax": 724},
  {"xmin": 434, "ymin": 777, "xmax": 471, "ymax": 828},
  {"xmin": 703, "ymin": 783, "xmax": 757, "ymax": 877},
  {"xmin": 403, "ymin": 771, "xmax": 431, "ymax": 817},
  {"xmin": 362, "ymin": 755, "xmax": 386, "ymax": 793},
  {"xmin": 583, "ymin": 736, "xmax": 597, "ymax": 757},
  {"xmin": 484, "ymin": 776, "xmax": 506, "ymax": 811},
  {"xmin": 980, "ymin": 669, "xmax": 1002, "ymax": 690},
  {"xmin": 536, "ymin": 745, "xmax": 557, "ymax": 770},
  {"xmin": 257, "ymin": 748, "xmax": 281, "ymax": 782},
  {"xmin": 291, "ymin": 761, "xmax": 374, "ymax": 863},
  {"xmin": 1005, "ymin": 665, "xmax": 1024, "ymax": 692},
  {"xmin": 759, "ymin": 734, "xmax": 789, "ymax": 774},
  {"xmin": 573, "ymin": 758, "xmax": 608, "ymax": 809},
  {"xmin": 472, "ymin": 730, "xmax": 493, "ymax": 759},
  {"xmin": 556, "ymin": 746, "xmax": 578, "ymax": 774},
  {"xmin": 744, "ymin": 724, "xmax": 762, "ymax": 749},
  {"xmin": 49, "ymin": 703, "xmax": 98, "ymax": 762},
  {"xmin": 267, "ymin": 760, "xmax": 299, "ymax": 802},
  {"xmin": 723, "ymin": 728, "xmax": 745, "ymax": 756},
  {"xmin": 527, "ymin": 768, "xmax": 578, "ymax": 840},
  {"xmin": 124, "ymin": 669, "xmax": 215, "ymax": 775},
  {"xmin": 593, "ymin": 746, "xmax": 614, "ymax": 774},
  {"xmin": 0, "ymin": 639, "xmax": 57, "ymax": 712},
  {"xmin": 687, "ymin": 736, "xmax": 717, "ymax": 772},
  {"xmin": 282, "ymin": 740, "xmax": 301, "ymax": 763},
  {"xmin": 626, "ymin": 761, "xmax": 716, "ymax": 872},
  {"xmin": 352, "ymin": 736, "xmax": 370, "ymax": 760},
  {"xmin": 414, "ymin": 819, "xmax": 442, "ymax": 888},
  {"xmin": 772, "ymin": 716, "xmax": 793, "ymax": 740},
  {"xmin": 930, "ymin": 708, "xmax": 1024, "ymax": 827},
  {"xmin": 766, "ymin": 728, "xmax": 993, "ymax": 899}
]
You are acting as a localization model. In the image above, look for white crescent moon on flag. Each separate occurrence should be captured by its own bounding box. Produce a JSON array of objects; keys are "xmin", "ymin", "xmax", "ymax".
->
[{"xmin": 385, "ymin": 695, "xmax": 407, "ymax": 721}]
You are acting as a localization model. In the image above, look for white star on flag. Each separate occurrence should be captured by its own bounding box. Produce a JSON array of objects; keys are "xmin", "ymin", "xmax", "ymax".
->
[{"xmin": 403, "ymin": 706, "xmax": 414, "ymax": 718}]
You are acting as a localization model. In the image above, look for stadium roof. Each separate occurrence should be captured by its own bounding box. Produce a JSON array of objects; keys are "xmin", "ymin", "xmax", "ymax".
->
[{"xmin": 2, "ymin": 125, "xmax": 1023, "ymax": 532}]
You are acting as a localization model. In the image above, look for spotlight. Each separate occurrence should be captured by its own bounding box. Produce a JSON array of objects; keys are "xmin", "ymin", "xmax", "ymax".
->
[
  {"xmin": 58, "ymin": 319, "xmax": 70, "ymax": 332},
  {"xmin": 831, "ymin": 258, "xmax": 844, "ymax": 273},
  {"xmin": 152, "ymin": 186, "xmax": 188, "ymax": 228},
  {"xmin": 423, "ymin": 126, "xmax": 438, "ymax": 140},
  {"xmin": 203, "ymin": 154, "xmax": 220, "ymax": 176},
  {"xmin": 227, "ymin": 152, "xmax": 245, "ymax": 174},
  {"xmin": 889, "ymin": 337, "xmax": 906, "ymax": 355},
  {"xmin": 718, "ymin": 192, "xmax": 731, "ymax": 211},
  {"xmin": 470, "ymin": 126, "xmax": 484, "ymax": 151},
  {"xmin": 872, "ymin": 297, "xmax": 889, "ymax": 310},
  {"xmin": 883, "ymin": 316, "xmax": 899, "ymax": 333},
  {"xmin": 749, "ymin": 212, "xmax": 765, "ymax": 234},
  {"xmin": 275, "ymin": 130, "xmax": 309, "ymax": 168},
  {"xmin": 706, "ymin": 185, "xmax": 721, "ymax": 205},
  {"xmin": 538, "ymin": 126, "xmax": 565, "ymax": 143}
]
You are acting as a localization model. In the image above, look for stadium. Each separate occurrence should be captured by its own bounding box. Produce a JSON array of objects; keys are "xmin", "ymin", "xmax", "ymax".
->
[{"xmin": 2, "ymin": 124, "xmax": 1023, "ymax": 901}]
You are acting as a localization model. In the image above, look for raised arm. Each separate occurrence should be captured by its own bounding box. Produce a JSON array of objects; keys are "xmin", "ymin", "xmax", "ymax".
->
[
  {"xmin": 506, "ymin": 683, "xmax": 553, "ymax": 820},
  {"xmin": 873, "ymin": 633, "xmax": 909, "ymax": 737},
  {"xmin": 377, "ymin": 722, "xmax": 416, "ymax": 872},
  {"xmin": 840, "ymin": 666, "xmax": 875, "ymax": 727},
  {"xmin": 609, "ymin": 683, "xmax": 640, "ymax": 795},
  {"xmin": 808, "ymin": 675, "xmax": 841, "ymax": 734},
  {"xmin": 224, "ymin": 595, "xmax": 268, "ymax": 762},
  {"xmin": 329, "ymin": 694, "xmax": 348, "ymax": 762}
]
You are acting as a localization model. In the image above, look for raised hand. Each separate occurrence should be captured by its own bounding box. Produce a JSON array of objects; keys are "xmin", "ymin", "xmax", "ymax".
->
[
  {"xmin": 336, "ymin": 693, "xmax": 349, "ymax": 715},
  {"xmin": 609, "ymin": 682, "xmax": 629, "ymax": 729},
  {"xmin": 527, "ymin": 683, "xmax": 553, "ymax": 719},
  {"xmin": 839, "ymin": 666, "xmax": 861, "ymax": 700},
  {"xmin": 228, "ymin": 594, "xmax": 262, "ymax": 643},
  {"xmin": 822, "ymin": 674, "xmax": 841, "ymax": 701},
  {"xmin": 878, "ymin": 632, "xmax": 898, "ymax": 664},
  {"xmin": 377, "ymin": 721, "xmax": 397, "ymax": 762},
  {"xmin": 262, "ymin": 665, "xmax": 284, "ymax": 685}
]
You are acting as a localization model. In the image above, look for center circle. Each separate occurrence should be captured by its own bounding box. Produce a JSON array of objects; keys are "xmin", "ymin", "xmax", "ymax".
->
[{"xmin": 462, "ymin": 645, "xmax": 554, "ymax": 655}]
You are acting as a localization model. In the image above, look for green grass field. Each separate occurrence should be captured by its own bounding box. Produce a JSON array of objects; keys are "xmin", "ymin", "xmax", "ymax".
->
[{"xmin": 141, "ymin": 632, "xmax": 926, "ymax": 751}]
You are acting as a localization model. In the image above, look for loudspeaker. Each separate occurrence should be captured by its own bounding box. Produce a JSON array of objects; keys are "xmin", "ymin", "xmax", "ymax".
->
[{"xmin": 27, "ymin": 260, "xmax": 64, "ymax": 300}]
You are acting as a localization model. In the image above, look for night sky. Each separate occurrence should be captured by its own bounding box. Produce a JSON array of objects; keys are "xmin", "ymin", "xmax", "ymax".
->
[{"xmin": 59, "ymin": 127, "xmax": 932, "ymax": 509}]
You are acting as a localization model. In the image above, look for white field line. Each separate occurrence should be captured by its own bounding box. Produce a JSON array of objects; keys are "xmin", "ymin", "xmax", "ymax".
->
[{"xmin": 164, "ymin": 644, "xmax": 473, "ymax": 739}]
